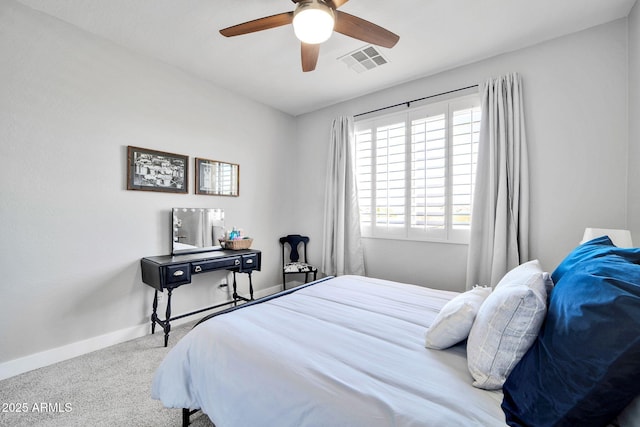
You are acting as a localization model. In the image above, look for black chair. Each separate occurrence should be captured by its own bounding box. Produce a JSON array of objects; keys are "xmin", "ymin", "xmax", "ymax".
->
[{"xmin": 279, "ymin": 234, "xmax": 318, "ymax": 290}]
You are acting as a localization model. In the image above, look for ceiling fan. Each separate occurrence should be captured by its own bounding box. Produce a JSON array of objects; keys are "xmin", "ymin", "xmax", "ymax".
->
[{"xmin": 219, "ymin": 0, "xmax": 400, "ymax": 72}]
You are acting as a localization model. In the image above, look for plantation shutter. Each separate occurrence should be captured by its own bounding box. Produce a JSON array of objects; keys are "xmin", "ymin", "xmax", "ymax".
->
[{"xmin": 354, "ymin": 94, "xmax": 480, "ymax": 243}]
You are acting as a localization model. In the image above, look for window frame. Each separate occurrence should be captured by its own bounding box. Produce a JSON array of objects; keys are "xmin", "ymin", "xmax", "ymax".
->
[{"xmin": 354, "ymin": 94, "xmax": 481, "ymax": 245}]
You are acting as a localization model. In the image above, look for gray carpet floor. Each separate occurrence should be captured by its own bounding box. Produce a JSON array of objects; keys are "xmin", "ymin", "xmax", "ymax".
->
[{"xmin": 0, "ymin": 322, "xmax": 214, "ymax": 427}]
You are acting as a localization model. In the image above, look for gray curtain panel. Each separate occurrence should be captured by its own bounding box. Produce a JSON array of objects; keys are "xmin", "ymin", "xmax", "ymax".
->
[
  {"xmin": 322, "ymin": 116, "xmax": 365, "ymax": 276},
  {"xmin": 466, "ymin": 73, "xmax": 530, "ymax": 289}
]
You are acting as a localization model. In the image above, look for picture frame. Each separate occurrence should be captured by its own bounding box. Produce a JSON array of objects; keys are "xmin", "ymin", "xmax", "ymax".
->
[
  {"xmin": 127, "ymin": 146, "xmax": 188, "ymax": 193},
  {"xmin": 195, "ymin": 157, "xmax": 240, "ymax": 197}
]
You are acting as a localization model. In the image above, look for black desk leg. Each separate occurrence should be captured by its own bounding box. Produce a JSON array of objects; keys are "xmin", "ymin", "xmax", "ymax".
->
[
  {"xmin": 232, "ymin": 272, "xmax": 238, "ymax": 306},
  {"xmin": 163, "ymin": 289, "xmax": 173, "ymax": 347},
  {"xmin": 151, "ymin": 290, "xmax": 159, "ymax": 334},
  {"xmin": 231, "ymin": 271, "xmax": 254, "ymax": 302}
]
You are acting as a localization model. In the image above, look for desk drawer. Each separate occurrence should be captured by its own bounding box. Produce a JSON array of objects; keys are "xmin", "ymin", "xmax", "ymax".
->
[
  {"xmin": 192, "ymin": 257, "xmax": 241, "ymax": 274},
  {"xmin": 165, "ymin": 264, "xmax": 191, "ymax": 286},
  {"xmin": 241, "ymin": 254, "xmax": 259, "ymax": 271}
]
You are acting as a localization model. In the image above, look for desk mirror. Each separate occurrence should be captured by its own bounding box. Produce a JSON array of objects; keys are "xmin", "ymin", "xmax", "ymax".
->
[{"xmin": 172, "ymin": 208, "xmax": 225, "ymax": 255}]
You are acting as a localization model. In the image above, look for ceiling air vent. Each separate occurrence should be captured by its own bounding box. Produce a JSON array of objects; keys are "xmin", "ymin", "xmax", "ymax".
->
[{"xmin": 339, "ymin": 45, "xmax": 389, "ymax": 73}]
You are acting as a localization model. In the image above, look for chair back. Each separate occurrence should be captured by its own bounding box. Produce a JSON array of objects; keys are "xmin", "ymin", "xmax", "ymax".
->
[{"xmin": 279, "ymin": 234, "xmax": 310, "ymax": 263}]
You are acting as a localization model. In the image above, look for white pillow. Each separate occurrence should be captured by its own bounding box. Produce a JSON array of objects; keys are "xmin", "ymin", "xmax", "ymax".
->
[
  {"xmin": 425, "ymin": 286, "xmax": 491, "ymax": 350},
  {"xmin": 467, "ymin": 260, "xmax": 552, "ymax": 390}
]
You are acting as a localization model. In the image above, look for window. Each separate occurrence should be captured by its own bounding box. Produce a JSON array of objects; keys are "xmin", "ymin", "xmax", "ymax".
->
[{"xmin": 354, "ymin": 95, "xmax": 481, "ymax": 243}]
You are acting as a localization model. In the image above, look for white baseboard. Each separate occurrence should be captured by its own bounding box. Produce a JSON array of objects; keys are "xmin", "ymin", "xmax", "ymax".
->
[
  {"xmin": 0, "ymin": 284, "xmax": 282, "ymax": 381},
  {"xmin": 0, "ymin": 323, "xmax": 150, "ymax": 381}
]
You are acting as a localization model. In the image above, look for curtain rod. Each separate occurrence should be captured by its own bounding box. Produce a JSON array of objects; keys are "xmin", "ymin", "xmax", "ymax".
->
[{"xmin": 354, "ymin": 84, "xmax": 479, "ymax": 118}]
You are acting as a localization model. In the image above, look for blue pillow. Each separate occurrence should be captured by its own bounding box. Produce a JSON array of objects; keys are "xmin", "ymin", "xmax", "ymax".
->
[
  {"xmin": 550, "ymin": 235, "xmax": 614, "ymax": 283},
  {"xmin": 502, "ymin": 252, "xmax": 640, "ymax": 426},
  {"xmin": 551, "ymin": 236, "xmax": 640, "ymax": 284}
]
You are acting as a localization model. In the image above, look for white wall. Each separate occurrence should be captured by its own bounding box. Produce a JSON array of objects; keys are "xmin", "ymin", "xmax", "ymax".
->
[
  {"xmin": 629, "ymin": 1, "xmax": 640, "ymax": 243},
  {"xmin": 295, "ymin": 19, "xmax": 630, "ymax": 292},
  {"xmin": 0, "ymin": 0, "xmax": 296, "ymax": 368}
]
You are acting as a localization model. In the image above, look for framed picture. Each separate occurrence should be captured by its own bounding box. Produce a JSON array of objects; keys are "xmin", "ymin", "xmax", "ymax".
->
[
  {"xmin": 127, "ymin": 146, "xmax": 188, "ymax": 193},
  {"xmin": 195, "ymin": 157, "xmax": 239, "ymax": 197}
]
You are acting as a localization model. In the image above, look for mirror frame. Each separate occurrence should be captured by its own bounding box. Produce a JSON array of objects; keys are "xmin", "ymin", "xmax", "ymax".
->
[{"xmin": 195, "ymin": 157, "xmax": 239, "ymax": 197}]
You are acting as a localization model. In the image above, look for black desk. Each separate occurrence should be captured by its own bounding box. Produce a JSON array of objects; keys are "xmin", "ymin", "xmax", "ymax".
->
[{"xmin": 141, "ymin": 249, "xmax": 261, "ymax": 346}]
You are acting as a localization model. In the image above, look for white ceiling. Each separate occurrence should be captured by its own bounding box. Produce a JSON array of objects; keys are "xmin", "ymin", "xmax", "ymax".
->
[{"xmin": 15, "ymin": 0, "xmax": 637, "ymax": 116}]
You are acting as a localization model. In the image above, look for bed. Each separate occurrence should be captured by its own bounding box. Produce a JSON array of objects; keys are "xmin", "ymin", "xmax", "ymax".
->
[{"xmin": 152, "ymin": 236, "xmax": 640, "ymax": 427}]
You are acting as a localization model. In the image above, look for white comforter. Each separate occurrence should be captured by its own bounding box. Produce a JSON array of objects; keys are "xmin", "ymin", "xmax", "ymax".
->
[{"xmin": 152, "ymin": 275, "xmax": 507, "ymax": 426}]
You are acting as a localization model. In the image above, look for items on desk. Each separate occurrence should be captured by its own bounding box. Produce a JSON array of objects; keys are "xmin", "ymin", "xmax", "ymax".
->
[{"xmin": 219, "ymin": 227, "xmax": 253, "ymax": 250}]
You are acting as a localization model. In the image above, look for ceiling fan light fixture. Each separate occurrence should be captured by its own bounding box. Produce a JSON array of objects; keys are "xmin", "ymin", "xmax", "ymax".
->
[{"xmin": 293, "ymin": 0, "xmax": 335, "ymax": 44}]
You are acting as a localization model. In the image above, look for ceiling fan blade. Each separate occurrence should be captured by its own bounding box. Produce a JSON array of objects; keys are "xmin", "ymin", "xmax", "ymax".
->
[
  {"xmin": 220, "ymin": 12, "xmax": 293, "ymax": 37},
  {"xmin": 334, "ymin": 11, "xmax": 399, "ymax": 48},
  {"xmin": 327, "ymin": 0, "xmax": 350, "ymax": 8},
  {"xmin": 301, "ymin": 42, "xmax": 320, "ymax": 72}
]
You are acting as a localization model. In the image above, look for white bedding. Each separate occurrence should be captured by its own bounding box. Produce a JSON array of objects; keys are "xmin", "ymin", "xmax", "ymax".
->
[{"xmin": 152, "ymin": 275, "xmax": 507, "ymax": 426}]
